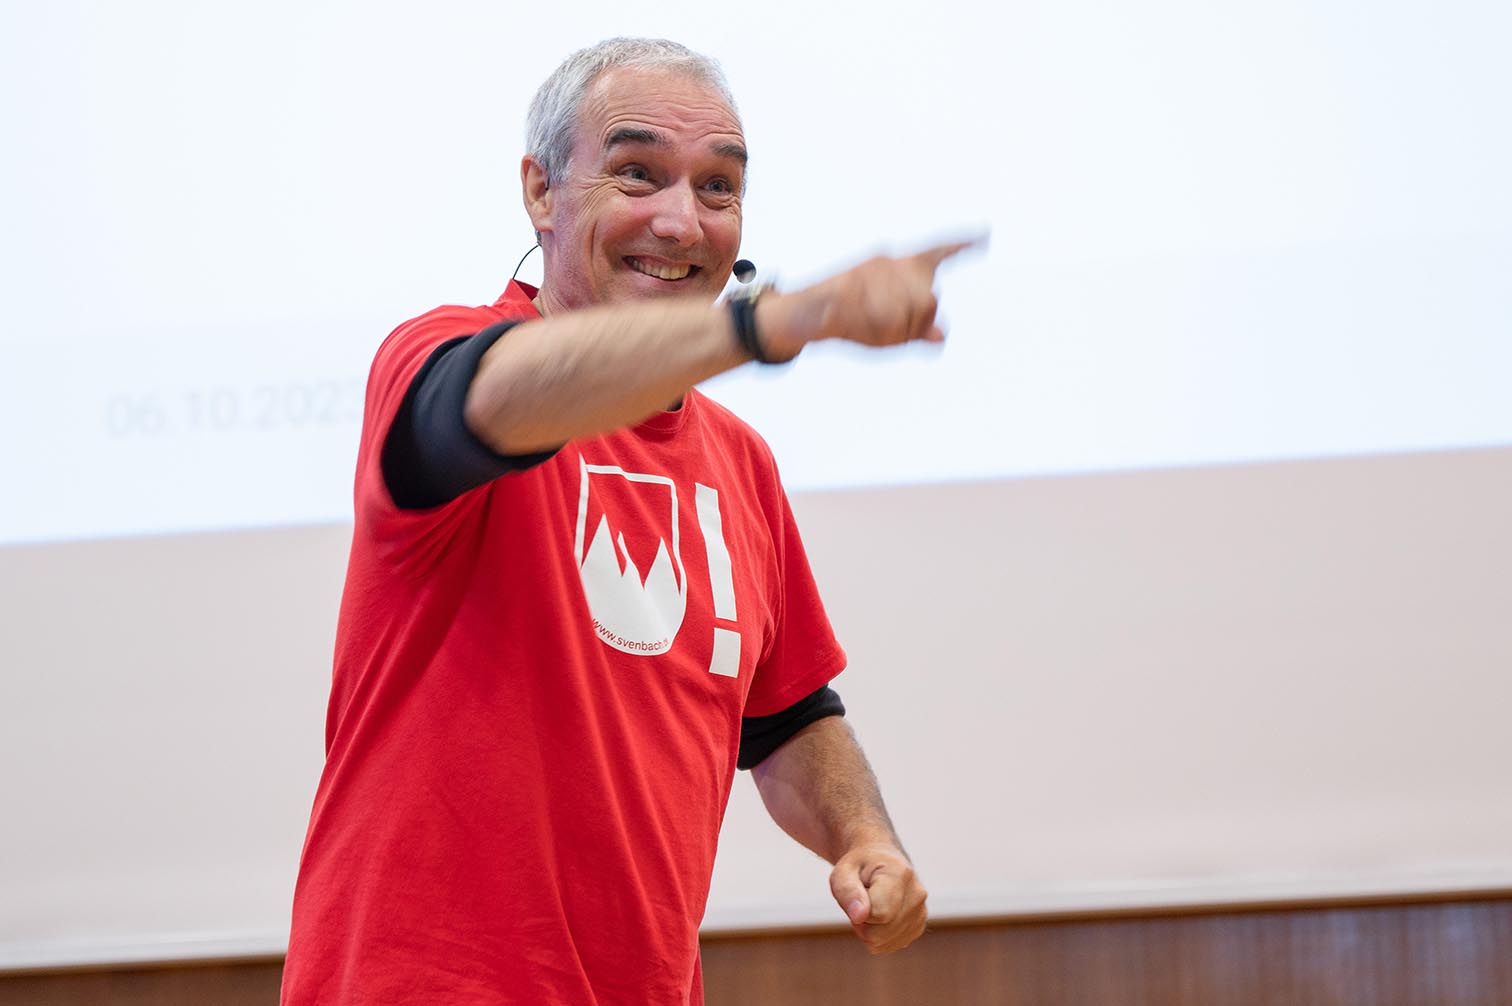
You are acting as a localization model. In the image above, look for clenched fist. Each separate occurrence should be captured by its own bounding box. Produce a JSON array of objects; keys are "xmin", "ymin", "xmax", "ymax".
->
[{"xmin": 829, "ymin": 843, "xmax": 929, "ymax": 955}]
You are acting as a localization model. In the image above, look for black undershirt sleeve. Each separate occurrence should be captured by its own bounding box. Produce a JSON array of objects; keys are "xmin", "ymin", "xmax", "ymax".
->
[
  {"xmin": 381, "ymin": 320, "xmax": 561, "ymax": 510},
  {"xmin": 737, "ymin": 685, "xmax": 846, "ymax": 771}
]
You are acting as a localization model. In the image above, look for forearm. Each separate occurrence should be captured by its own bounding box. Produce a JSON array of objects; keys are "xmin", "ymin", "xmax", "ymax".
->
[
  {"xmin": 751, "ymin": 715, "xmax": 902, "ymax": 864},
  {"xmin": 460, "ymin": 238, "xmax": 976, "ymax": 456},
  {"xmin": 463, "ymin": 296, "xmax": 753, "ymax": 454}
]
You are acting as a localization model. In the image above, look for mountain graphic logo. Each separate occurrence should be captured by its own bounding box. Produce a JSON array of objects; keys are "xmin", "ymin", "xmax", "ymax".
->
[{"xmin": 573, "ymin": 458, "xmax": 688, "ymax": 655}]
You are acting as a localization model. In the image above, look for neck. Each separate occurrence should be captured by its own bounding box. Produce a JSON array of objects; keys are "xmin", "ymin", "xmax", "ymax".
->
[{"xmin": 530, "ymin": 264, "xmax": 581, "ymax": 316}]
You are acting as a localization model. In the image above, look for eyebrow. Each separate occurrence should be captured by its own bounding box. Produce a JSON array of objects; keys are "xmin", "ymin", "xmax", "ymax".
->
[
  {"xmin": 712, "ymin": 141, "xmax": 749, "ymax": 167},
  {"xmin": 604, "ymin": 126, "xmax": 667, "ymax": 151},
  {"xmin": 603, "ymin": 127, "xmax": 748, "ymax": 167}
]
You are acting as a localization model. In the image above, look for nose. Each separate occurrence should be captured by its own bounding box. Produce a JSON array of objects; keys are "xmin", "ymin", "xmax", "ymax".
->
[{"xmin": 647, "ymin": 182, "xmax": 702, "ymax": 247}]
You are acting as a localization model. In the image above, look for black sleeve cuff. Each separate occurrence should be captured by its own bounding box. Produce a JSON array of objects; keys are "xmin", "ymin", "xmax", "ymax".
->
[
  {"xmin": 737, "ymin": 685, "xmax": 846, "ymax": 771},
  {"xmin": 381, "ymin": 320, "xmax": 561, "ymax": 510}
]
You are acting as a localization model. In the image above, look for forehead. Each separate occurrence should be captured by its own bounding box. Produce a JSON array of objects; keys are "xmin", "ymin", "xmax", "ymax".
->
[{"xmin": 574, "ymin": 66, "xmax": 744, "ymax": 157}]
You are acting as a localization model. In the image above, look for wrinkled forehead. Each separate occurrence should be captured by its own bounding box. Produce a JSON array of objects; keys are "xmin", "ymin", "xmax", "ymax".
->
[{"xmin": 574, "ymin": 65, "xmax": 745, "ymax": 158}]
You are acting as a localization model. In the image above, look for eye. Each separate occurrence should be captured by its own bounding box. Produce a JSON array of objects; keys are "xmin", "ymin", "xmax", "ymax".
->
[{"xmin": 618, "ymin": 164, "xmax": 652, "ymax": 184}]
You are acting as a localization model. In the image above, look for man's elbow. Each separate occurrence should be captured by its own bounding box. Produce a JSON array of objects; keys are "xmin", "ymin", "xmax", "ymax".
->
[
  {"xmin": 463, "ymin": 345, "xmax": 556, "ymax": 456},
  {"xmin": 461, "ymin": 378, "xmax": 509, "ymax": 453}
]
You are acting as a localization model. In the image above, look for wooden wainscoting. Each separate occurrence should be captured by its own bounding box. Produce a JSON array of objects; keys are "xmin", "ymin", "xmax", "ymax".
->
[
  {"xmin": 4, "ymin": 893, "xmax": 1511, "ymax": 1005},
  {"xmin": 700, "ymin": 894, "xmax": 1512, "ymax": 1005}
]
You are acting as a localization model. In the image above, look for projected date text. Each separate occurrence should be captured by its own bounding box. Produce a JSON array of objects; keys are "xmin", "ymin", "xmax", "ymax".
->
[{"xmin": 104, "ymin": 379, "xmax": 364, "ymax": 437}]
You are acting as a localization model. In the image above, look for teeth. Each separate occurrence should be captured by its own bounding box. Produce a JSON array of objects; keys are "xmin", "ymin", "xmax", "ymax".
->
[{"xmin": 628, "ymin": 257, "xmax": 692, "ymax": 281}]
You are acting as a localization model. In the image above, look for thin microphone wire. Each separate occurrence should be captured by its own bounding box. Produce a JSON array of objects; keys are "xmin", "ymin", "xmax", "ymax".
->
[{"xmin": 512, "ymin": 242, "xmax": 541, "ymax": 281}]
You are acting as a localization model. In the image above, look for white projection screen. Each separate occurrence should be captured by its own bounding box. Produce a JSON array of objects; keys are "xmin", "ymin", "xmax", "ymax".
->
[{"xmin": 3, "ymin": 0, "xmax": 1511, "ymax": 969}]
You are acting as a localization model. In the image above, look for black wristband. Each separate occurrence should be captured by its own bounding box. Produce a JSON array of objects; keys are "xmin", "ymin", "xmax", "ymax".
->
[{"xmin": 728, "ymin": 287, "xmax": 779, "ymax": 364}]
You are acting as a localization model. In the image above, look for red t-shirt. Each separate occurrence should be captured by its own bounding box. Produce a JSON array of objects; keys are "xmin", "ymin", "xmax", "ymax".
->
[{"xmin": 281, "ymin": 282, "xmax": 846, "ymax": 1005}]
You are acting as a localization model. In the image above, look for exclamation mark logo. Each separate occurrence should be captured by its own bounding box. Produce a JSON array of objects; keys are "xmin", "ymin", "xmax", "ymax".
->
[{"xmin": 695, "ymin": 483, "xmax": 741, "ymax": 677}]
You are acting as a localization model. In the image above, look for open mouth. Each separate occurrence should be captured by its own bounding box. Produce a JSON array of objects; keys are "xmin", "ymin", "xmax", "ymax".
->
[{"xmin": 625, "ymin": 256, "xmax": 700, "ymax": 282}]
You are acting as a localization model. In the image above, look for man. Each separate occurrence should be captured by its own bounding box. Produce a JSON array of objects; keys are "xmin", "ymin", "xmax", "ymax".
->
[{"xmin": 282, "ymin": 37, "xmax": 969, "ymax": 1005}]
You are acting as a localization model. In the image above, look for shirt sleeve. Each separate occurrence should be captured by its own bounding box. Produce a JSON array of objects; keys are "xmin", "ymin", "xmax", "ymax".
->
[
  {"xmin": 737, "ymin": 685, "xmax": 846, "ymax": 770},
  {"xmin": 381, "ymin": 319, "xmax": 560, "ymax": 510}
]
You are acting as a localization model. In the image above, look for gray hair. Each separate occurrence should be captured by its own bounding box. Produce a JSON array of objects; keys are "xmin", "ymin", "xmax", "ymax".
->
[{"xmin": 526, "ymin": 37, "xmax": 741, "ymax": 185}]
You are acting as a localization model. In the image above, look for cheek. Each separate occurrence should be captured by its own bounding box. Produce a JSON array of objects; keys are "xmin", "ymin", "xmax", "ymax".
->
[
  {"xmin": 561, "ymin": 185, "xmax": 631, "ymax": 248},
  {"xmin": 707, "ymin": 208, "xmax": 742, "ymax": 258},
  {"xmin": 585, "ymin": 190, "xmax": 650, "ymax": 244}
]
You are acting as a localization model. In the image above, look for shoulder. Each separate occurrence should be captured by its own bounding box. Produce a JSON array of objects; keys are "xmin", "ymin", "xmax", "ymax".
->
[
  {"xmin": 376, "ymin": 283, "xmax": 538, "ymax": 367},
  {"xmin": 375, "ymin": 303, "xmax": 510, "ymax": 372},
  {"xmin": 366, "ymin": 289, "xmax": 540, "ymax": 406},
  {"xmin": 355, "ymin": 295, "xmax": 532, "ymax": 485}
]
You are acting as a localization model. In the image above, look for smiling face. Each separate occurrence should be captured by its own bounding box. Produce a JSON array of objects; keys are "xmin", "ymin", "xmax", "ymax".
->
[{"xmin": 524, "ymin": 66, "xmax": 747, "ymax": 314}]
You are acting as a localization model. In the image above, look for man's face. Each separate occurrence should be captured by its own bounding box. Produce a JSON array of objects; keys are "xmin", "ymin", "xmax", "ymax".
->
[{"xmin": 533, "ymin": 66, "xmax": 747, "ymax": 312}]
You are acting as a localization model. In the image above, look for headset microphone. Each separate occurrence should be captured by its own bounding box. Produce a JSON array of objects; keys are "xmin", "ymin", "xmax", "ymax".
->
[
  {"xmin": 512, "ymin": 242, "xmax": 541, "ymax": 281},
  {"xmin": 733, "ymin": 259, "xmax": 757, "ymax": 284}
]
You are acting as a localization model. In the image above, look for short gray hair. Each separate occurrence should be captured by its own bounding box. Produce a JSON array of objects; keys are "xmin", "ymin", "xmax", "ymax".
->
[{"xmin": 526, "ymin": 37, "xmax": 741, "ymax": 185}]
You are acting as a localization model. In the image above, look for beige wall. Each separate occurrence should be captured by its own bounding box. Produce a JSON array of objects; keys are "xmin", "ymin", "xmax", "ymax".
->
[{"xmin": 4, "ymin": 446, "xmax": 1511, "ymax": 967}]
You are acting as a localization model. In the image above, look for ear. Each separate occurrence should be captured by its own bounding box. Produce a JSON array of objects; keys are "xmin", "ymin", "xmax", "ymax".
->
[{"xmin": 521, "ymin": 155, "xmax": 552, "ymax": 240}]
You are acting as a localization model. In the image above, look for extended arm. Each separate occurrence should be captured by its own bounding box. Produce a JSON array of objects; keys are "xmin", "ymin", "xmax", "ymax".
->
[
  {"xmin": 462, "ymin": 241, "xmax": 977, "ymax": 455},
  {"xmin": 463, "ymin": 296, "xmax": 745, "ymax": 454},
  {"xmin": 751, "ymin": 716, "xmax": 928, "ymax": 954}
]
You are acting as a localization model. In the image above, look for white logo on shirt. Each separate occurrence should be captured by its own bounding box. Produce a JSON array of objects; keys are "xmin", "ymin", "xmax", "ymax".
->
[
  {"xmin": 574, "ymin": 459, "xmax": 686, "ymax": 655},
  {"xmin": 573, "ymin": 457, "xmax": 741, "ymax": 676}
]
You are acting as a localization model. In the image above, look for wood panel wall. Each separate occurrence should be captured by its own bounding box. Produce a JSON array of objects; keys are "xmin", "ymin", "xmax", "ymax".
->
[{"xmin": 5, "ymin": 895, "xmax": 1510, "ymax": 1005}]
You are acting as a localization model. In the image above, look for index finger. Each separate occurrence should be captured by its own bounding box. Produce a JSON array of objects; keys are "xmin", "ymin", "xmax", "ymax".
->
[{"xmin": 913, "ymin": 232, "xmax": 989, "ymax": 270}]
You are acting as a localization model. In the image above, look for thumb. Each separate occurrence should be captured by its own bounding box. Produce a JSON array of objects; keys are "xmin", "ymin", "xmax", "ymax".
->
[{"xmin": 830, "ymin": 861, "xmax": 871, "ymax": 926}]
